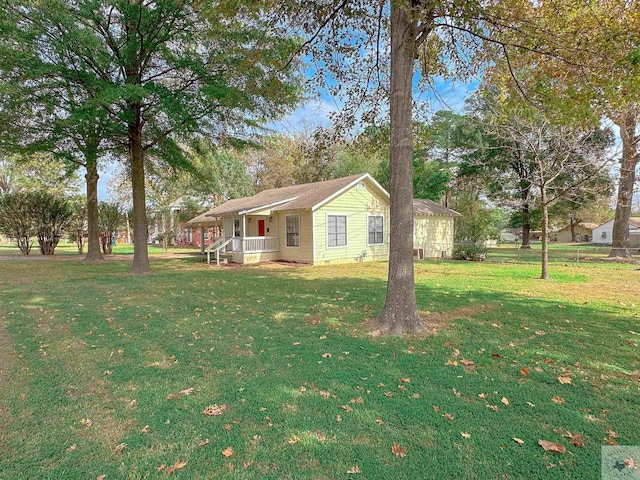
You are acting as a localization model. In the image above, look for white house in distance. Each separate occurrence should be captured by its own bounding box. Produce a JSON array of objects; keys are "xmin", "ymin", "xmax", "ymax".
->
[{"xmin": 592, "ymin": 217, "xmax": 640, "ymax": 245}]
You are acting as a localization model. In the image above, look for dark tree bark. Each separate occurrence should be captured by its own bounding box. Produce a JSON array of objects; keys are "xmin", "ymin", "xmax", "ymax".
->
[
  {"xmin": 376, "ymin": 0, "xmax": 424, "ymax": 334},
  {"xmin": 609, "ymin": 109, "xmax": 638, "ymax": 258},
  {"xmin": 520, "ymin": 180, "xmax": 532, "ymax": 248},
  {"xmin": 540, "ymin": 187, "xmax": 549, "ymax": 279},
  {"xmin": 84, "ymin": 158, "xmax": 104, "ymax": 261},
  {"xmin": 129, "ymin": 113, "xmax": 151, "ymax": 274}
]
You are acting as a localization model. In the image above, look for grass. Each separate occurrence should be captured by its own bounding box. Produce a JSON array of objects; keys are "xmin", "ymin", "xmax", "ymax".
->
[
  {"xmin": 0, "ymin": 254, "xmax": 638, "ymax": 479},
  {"xmin": 0, "ymin": 242, "xmax": 201, "ymax": 257}
]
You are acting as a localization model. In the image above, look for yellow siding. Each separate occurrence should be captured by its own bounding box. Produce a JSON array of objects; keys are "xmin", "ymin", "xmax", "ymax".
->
[
  {"xmin": 413, "ymin": 215, "xmax": 454, "ymax": 258},
  {"xmin": 314, "ymin": 182, "xmax": 389, "ymax": 265},
  {"xmin": 276, "ymin": 209, "xmax": 313, "ymax": 263}
]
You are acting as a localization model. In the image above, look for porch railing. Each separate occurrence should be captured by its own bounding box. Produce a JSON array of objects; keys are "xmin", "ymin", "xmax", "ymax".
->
[{"xmin": 242, "ymin": 236, "xmax": 279, "ymax": 253}]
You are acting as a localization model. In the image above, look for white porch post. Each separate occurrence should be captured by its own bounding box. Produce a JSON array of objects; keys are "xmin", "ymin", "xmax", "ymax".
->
[
  {"xmin": 242, "ymin": 215, "xmax": 246, "ymax": 252},
  {"xmin": 200, "ymin": 226, "xmax": 205, "ymax": 255}
]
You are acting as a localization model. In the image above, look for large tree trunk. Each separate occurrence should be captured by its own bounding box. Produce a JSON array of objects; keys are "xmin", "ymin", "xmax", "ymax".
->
[
  {"xmin": 540, "ymin": 188, "xmax": 549, "ymax": 280},
  {"xmin": 376, "ymin": 1, "xmax": 424, "ymax": 334},
  {"xmin": 84, "ymin": 158, "xmax": 104, "ymax": 261},
  {"xmin": 129, "ymin": 115, "xmax": 151, "ymax": 274},
  {"xmin": 609, "ymin": 109, "xmax": 638, "ymax": 258},
  {"xmin": 570, "ymin": 216, "xmax": 577, "ymax": 242}
]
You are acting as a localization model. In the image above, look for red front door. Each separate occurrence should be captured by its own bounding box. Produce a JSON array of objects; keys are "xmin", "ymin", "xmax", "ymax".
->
[{"xmin": 258, "ymin": 219, "xmax": 265, "ymax": 236}]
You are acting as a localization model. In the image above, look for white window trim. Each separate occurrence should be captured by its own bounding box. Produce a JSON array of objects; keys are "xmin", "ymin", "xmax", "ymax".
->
[
  {"xmin": 285, "ymin": 213, "xmax": 301, "ymax": 248},
  {"xmin": 232, "ymin": 218, "xmax": 241, "ymax": 237},
  {"xmin": 367, "ymin": 214, "xmax": 385, "ymax": 246},
  {"xmin": 326, "ymin": 213, "xmax": 348, "ymax": 249}
]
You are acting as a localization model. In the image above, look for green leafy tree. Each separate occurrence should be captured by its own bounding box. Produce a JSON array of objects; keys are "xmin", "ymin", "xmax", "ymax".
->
[
  {"xmin": 31, "ymin": 192, "xmax": 74, "ymax": 255},
  {"xmin": 98, "ymin": 202, "xmax": 121, "ymax": 255},
  {"xmin": 1, "ymin": 0, "xmax": 301, "ymax": 274},
  {"xmin": 67, "ymin": 196, "xmax": 88, "ymax": 255},
  {"xmin": 453, "ymin": 193, "xmax": 505, "ymax": 245},
  {"xmin": 0, "ymin": 192, "xmax": 36, "ymax": 255}
]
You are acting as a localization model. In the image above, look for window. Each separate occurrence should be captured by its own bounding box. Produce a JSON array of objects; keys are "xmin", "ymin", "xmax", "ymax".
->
[
  {"xmin": 327, "ymin": 215, "xmax": 347, "ymax": 247},
  {"xmin": 185, "ymin": 228, "xmax": 193, "ymax": 243},
  {"xmin": 286, "ymin": 215, "xmax": 300, "ymax": 247},
  {"xmin": 233, "ymin": 218, "xmax": 241, "ymax": 237},
  {"xmin": 601, "ymin": 231, "xmax": 607, "ymax": 239},
  {"xmin": 203, "ymin": 229, "xmax": 209, "ymax": 240},
  {"xmin": 356, "ymin": 181, "xmax": 365, "ymax": 190},
  {"xmin": 368, "ymin": 215, "xmax": 384, "ymax": 245}
]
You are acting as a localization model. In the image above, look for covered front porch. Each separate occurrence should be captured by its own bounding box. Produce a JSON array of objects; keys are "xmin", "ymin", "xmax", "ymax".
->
[{"xmin": 206, "ymin": 213, "xmax": 281, "ymax": 265}]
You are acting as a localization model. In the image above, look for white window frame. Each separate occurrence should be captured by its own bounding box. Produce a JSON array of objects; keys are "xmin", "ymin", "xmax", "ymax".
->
[
  {"xmin": 285, "ymin": 214, "xmax": 300, "ymax": 248},
  {"xmin": 233, "ymin": 218, "xmax": 241, "ymax": 237},
  {"xmin": 326, "ymin": 214, "xmax": 348, "ymax": 249},
  {"xmin": 185, "ymin": 228, "xmax": 193, "ymax": 243},
  {"xmin": 367, "ymin": 215, "xmax": 385, "ymax": 245}
]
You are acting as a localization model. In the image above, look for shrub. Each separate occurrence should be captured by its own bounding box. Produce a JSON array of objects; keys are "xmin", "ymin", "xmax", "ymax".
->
[{"xmin": 451, "ymin": 245, "xmax": 488, "ymax": 261}]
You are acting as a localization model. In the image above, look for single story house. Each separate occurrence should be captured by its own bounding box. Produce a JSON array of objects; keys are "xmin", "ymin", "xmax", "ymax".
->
[
  {"xmin": 592, "ymin": 217, "xmax": 640, "ymax": 245},
  {"xmin": 553, "ymin": 222, "xmax": 597, "ymax": 243},
  {"xmin": 187, "ymin": 173, "xmax": 459, "ymax": 265}
]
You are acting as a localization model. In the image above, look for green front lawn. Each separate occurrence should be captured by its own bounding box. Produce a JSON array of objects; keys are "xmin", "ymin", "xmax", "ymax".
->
[{"xmin": 0, "ymin": 258, "xmax": 638, "ymax": 479}]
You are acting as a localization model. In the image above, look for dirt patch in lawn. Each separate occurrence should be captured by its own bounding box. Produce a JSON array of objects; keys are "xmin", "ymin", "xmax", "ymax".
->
[{"xmin": 366, "ymin": 303, "xmax": 494, "ymax": 336}]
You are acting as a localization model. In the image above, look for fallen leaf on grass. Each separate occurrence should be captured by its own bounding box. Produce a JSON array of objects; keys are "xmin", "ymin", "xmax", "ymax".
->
[
  {"xmin": 376, "ymin": 418, "xmax": 384, "ymax": 425},
  {"xmin": 397, "ymin": 385, "xmax": 407, "ymax": 391},
  {"xmin": 461, "ymin": 432, "xmax": 471, "ymax": 439},
  {"xmin": 341, "ymin": 404, "xmax": 353, "ymax": 412},
  {"xmin": 158, "ymin": 464, "xmax": 167, "ymax": 472},
  {"xmin": 114, "ymin": 443, "xmax": 126, "ymax": 454},
  {"xmin": 607, "ymin": 430, "xmax": 620, "ymax": 439},
  {"xmin": 535, "ymin": 330, "xmax": 546, "ymax": 335},
  {"xmin": 520, "ymin": 368, "xmax": 530, "ymax": 376},
  {"xmin": 384, "ymin": 392, "xmax": 393, "ymax": 397},
  {"xmin": 501, "ymin": 397, "xmax": 510, "ymax": 406},
  {"xmin": 486, "ymin": 404, "xmax": 499, "ymax": 412},
  {"xmin": 478, "ymin": 393, "xmax": 487, "ymax": 399},
  {"xmin": 319, "ymin": 391, "xmax": 331, "ymax": 398},
  {"xmin": 197, "ymin": 438, "xmax": 210, "ymax": 446},
  {"xmin": 203, "ymin": 404, "xmax": 227, "ymax": 416},
  {"xmin": 336, "ymin": 415, "xmax": 342, "ymax": 422},
  {"xmin": 391, "ymin": 443, "xmax": 406, "ymax": 457},
  {"xmin": 563, "ymin": 432, "xmax": 585, "ymax": 448},
  {"xmin": 321, "ymin": 353, "xmax": 332, "ymax": 358},
  {"xmin": 346, "ymin": 466, "xmax": 361, "ymax": 474},
  {"xmin": 65, "ymin": 444, "xmax": 77, "ymax": 453},
  {"xmin": 557, "ymin": 376, "xmax": 572, "ymax": 385},
  {"xmin": 513, "ymin": 437, "xmax": 524, "ymax": 445},
  {"xmin": 179, "ymin": 388, "xmax": 194, "ymax": 395},
  {"xmin": 81, "ymin": 418, "xmax": 92, "ymax": 428},
  {"xmin": 221, "ymin": 447, "xmax": 233, "ymax": 457},
  {"xmin": 398, "ymin": 378, "xmax": 410, "ymax": 383},
  {"xmin": 491, "ymin": 353, "xmax": 502, "ymax": 358},
  {"xmin": 432, "ymin": 405, "xmax": 440, "ymax": 412},
  {"xmin": 129, "ymin": 400, "xmax": 137, "ymax": 407},
  {"xmin": 97, "ymin": 475, "xmax": 106, "ymax": 480},
  {"xmin": 165, "ymin": 461, "xmax": 187, "ymax": 475},
  {"xmin": 350, "ymin": 397, "xmax": 364, "ymax": 404},
  {"xmin": 442, "ymin": 413, "xmax": 455, "ymax": 421},
  {"xmin": 538, "ymin": 440, "xmax": 566, "ymax": 453},
  {"xmin": 103, "ymin": 370, "xmax": 112, "ymax": 376},
  {"xmin": 551, "ymin": 396, "xmax": 565, "ymax": 405},
  {"xmin": 141, "ymin": 425, "xmax": 150, "ymax": 433},
  {"xmin": 461, "ymin": 359, "xmax": 474, "ymax": 368},
  {"xmin": 527, "ymin": 402, "xmax": 536, "ymax": 408},
  {"xmin": 287, "ymin": 435, "xmax": 300, "ymax": 445},
  {"xmin": 445, "ymin": 360, "xmax": 458, "ymax": 366}
]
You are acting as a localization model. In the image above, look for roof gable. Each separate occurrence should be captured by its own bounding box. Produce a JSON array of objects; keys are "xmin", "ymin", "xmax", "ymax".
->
[{"xmin": 204, "ymin": 174, "xmax": 387, "ymax": 216}]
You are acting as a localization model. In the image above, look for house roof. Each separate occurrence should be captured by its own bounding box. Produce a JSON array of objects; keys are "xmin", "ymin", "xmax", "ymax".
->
[
  {"xmin": 203, "ymin": 174, "xmax": 387, "ymax": 217},
  {"xmin": 413, "ymin": 198, "xmax": 460, "ymax": 216},
  {"xmin": 186, "ymin": 211, "xmax": 222, "ymax": 226},
  {"xmin": 557, "ymin": 222, "xmax": 598, "ymax": 232}
]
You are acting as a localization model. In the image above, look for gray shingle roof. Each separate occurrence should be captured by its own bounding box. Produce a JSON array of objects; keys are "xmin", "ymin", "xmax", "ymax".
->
[
  {"xmin": 204, "ymin": 174, "xmax": 383, "ymax": 216},
  {"xmin": 413, "ymin": 198, "xmax": 459, "ymax": 216}
]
